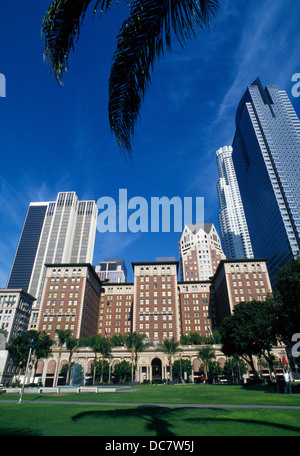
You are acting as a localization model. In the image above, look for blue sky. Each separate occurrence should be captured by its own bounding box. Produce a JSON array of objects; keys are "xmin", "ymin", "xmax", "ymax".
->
[{"xmin": 1, "ymin": 0, "xmax": 300, "ymax": 284}]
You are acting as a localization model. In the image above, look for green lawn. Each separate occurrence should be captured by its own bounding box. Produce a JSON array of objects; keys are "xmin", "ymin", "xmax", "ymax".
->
[{"xmin": 1, "ymin": 384, "xmax": 300, "ymax": 436}]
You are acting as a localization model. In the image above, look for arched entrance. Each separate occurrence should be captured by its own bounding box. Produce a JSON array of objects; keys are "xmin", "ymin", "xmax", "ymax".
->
[{"xmin": 151, "ymin": 358, "xmax": 162, "ymax": 381}]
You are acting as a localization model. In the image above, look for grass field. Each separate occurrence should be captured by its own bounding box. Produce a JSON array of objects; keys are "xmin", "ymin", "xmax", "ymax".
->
[{"xmin": 1, "ymin": 384, "xmax": 300, "ymax": 436}]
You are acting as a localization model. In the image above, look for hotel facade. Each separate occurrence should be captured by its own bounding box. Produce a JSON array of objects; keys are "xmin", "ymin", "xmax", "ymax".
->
[{"xmin": 25, "ymin": 254, "xmax": 274, "ymax": 386}]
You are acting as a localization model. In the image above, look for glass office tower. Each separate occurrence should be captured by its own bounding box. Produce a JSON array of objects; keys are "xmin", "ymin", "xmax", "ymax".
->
[
  {"xmin": 7, "ymin": 192, "xmax": 98, "ymax": 327},
  {"xmin": 232, "ymin": 78, "xmax": 300, "ymax": 282},
  {"xmin": 216, "ymin": 145, "xmax": 254, "ymax": 259},
  {"xmin": 6, "ymin": 203, "xmax": 48, "ymax": 290}
]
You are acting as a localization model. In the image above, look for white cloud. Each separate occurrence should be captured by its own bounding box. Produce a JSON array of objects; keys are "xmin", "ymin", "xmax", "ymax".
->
[{"xmin": 215, "ymin": 0, "xmax": 300, "ymax": 126}]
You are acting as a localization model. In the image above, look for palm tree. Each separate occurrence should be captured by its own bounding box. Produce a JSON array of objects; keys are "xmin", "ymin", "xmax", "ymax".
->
[
  {"xmin": 197, "ymin": 346, "xmax": 215, "ymax": 381},
  {"xmin": 158, "ymin": 337, "xmax": 180, "ymax": 382},
  {"xmin": 65, "ymin": 336, "xmax": 79, "ymax": 385},
  {"xmin": 85, "ymin": 335, "xmax": 112, "ymax": 384},
  {"xmin": 41, "ymin": 0, "xmax": 219, "ymax": 157},
  {"xmin": 53, "ymin": 329, "xmax": 72, "ymax": 387},
  {"xmin": 126, "ymin": 332, "xmax": 147, "ymax": 383},
  {"xmin": 98, "ymin": 337, "xmax": 112, "ymax": 383}
]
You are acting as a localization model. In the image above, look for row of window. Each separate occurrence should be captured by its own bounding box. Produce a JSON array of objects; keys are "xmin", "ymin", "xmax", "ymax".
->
[
  {"xmin": 139, "ymin": 275, "xmax": 172, "ymax": 282},
  {"xmin": 100, "ymin": 320, "xmax": 130, "ymax": 326},
  {"xmin": 233, "ymin": 279, "xmax": 265, "ymax": 286},
  {"xmin": 0, "ymin": 295, "xmax": 16, "ymax": 304},
  {"xmin": 140, "ymin": 314, "xmax": 173, "ymax": 321},
  {"xmin": 42, "ymin": 323, "xmax": 75, "ymax": 331},
  {"xmin": 50, "ymin": 277, "xmax": 81, "ymax": 283},
  {"xmin": 46, "ymin": 300, "xmax": 78, "ymax": 306},
  {"xmin": 51, "ymin": 268, "xmax": 82, "ymax": 276}
]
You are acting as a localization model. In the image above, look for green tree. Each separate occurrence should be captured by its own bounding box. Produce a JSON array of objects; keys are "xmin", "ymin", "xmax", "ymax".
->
[
  {"xmin": 41, "ymin": 0, "xmax": 219, "ymax": 157},
  {"xmin": 113, "ymin": 360, "xmax": 132, "ymax": 384},
  {"xmin": 207, "ymin": 360, "xmax": 222, "ymax": 382},
  {"xmin": 197, "ymin": 346, "xmax": 215, "ymax": 381},
  {"xmin": 273, "ymin": 257, "xmax": 300, "ymax": 346},
  {"xmin": 219, "ymin": 300, "xmax": 278, "ymax": 378},
  {"xmin": 8, "ymin": 330, "xmax": 53, "ymax": 382},
  {"xmin": 223, "ymin": 356, "xmax": 247, "ymax": 383},
  {"xmin": 126, "ymin": 332, "xmax": 147, "ymax": 383},
  {"xmin": 179, "ymin": 334, "xmax": 190, "ymax": 345},
  {"xmin": 110, "ymin": 334, "xmax": 127, "ymax": 347},
  {"xmin": 172, "ymin": 358, "xmax": 192, "ymax": 381},
  {"xmin": 205, "ymin": 330, "xmax": 222, "ymax": 345},
  {"xmin": 158, "ymin": 337, "xmax": 180, "ymax": 381},
  {"xmin": 91, "ymin": 359, "xmax": 110, "ymax": 383}
]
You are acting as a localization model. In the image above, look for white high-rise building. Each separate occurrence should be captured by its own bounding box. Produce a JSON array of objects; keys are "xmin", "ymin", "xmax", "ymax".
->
[
  {"xmin": 216, "ymin": 146, "xmax": 254, "ymax": 259},
  {"xmin": 7, "ymin": 192, "xmax": 98, "ymax": 329},
  {"xmin": 179, "ymin": 223, "xmax": 226, "ymax": 281}
]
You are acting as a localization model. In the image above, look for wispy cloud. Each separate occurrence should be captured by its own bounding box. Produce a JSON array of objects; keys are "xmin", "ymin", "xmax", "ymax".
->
[
  {"xmin": 94, "ymin": 231, "xmax": 141, "ymax": 262},
  {"xmin": 215, "ymin": 0, "xmax": 299, "ymax": 126}
]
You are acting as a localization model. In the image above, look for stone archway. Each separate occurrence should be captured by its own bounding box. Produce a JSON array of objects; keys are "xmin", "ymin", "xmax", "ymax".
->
[
  {"xmin": 151, "ymin": 357, "xmax": 162, "ymax": 381},
  {"xmin": 46, "ymin": 360, "xmax": 56, "ymax": 386}
]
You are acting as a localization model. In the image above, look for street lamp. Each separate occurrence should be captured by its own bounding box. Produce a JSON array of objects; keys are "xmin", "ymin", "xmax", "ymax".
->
[
  {"xmin": 108, "ymin": 355, "xmax": 113, "ymax": 384},
  {"xmin": 179, "ymin": 354, "xmax": 183, "ymax": 383},
  {"xmin": 18, "ymin": 339, "xmax": 35, "ymax": 404}
]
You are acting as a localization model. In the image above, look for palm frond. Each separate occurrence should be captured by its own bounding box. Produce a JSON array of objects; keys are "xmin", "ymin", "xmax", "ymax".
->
[
  {"xmin": 109, "ymin": 0, "xmax": 219, "ymax": 158},
  {"xmin": 41, "ymin": 0, "xmax": 115, "ymax": 84}
]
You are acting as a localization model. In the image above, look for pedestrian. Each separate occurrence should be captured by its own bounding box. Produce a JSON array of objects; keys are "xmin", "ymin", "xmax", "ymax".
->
[
  {"xmin": 283, "ymin": 370, "xmax": 292, "ymax": 394},
  {"xmin": 271, "ymin": 371, "xmax": 278, "ymax": 393}
]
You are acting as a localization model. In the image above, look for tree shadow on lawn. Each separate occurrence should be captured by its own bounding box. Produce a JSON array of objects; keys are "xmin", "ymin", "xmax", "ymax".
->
[
  {"xmin": 0, "ymin": 426, "xmax": 42, "ymax": 436},
  {"xmin": 184, "ymin": 413, "xmax": 300, "ymax": 435},
  {"xmin": 72, "ymin": 406, "xmax": 176, "ymax": 436},
  {"xmin": 72, "ymin": 406, "xmax": 300, "ymax": 436}
]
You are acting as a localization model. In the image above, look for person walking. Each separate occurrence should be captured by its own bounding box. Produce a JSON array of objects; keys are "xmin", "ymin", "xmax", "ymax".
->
[
  {"xmin": 271, "ymin": 371, "xmax": 278, "ymax": 393},
  {"xmin": 283, "ymin": 370, "xmax": 292, "ymax": 394}
]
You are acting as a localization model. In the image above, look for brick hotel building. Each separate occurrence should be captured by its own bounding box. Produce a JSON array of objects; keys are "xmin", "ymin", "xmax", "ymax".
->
[
  {"xmin": 37, "ymin": 263, "xmax": 102, "ymax": 342},
  {"xmin": 36, "ymin": 254, "xmax": 272, "ymax": 346},
  {"xmin": 2, "ymin": 208, "xmax": 276, "ymax": 384},
  {"xmin": 30, "ymin": 254, "xmax": 274, "ymax": 386}
]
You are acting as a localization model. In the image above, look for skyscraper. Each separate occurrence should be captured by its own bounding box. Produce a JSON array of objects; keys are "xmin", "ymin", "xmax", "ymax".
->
[
  {"xmin": 7, "ymin": 192, "xmax": 98, "ymax": 327},
  {"xmin": 216, "ymin": 145, "xmax": 254, "ymax": 259},
  {"xmin": 179, "ymin": 223, "xmax": 226, "ymax": 281},
  {"xmin": 6, "ymin": 203, "xmax": 48, "ymax": 291},
  {"xmin": 232, "ymin": 78, "xmax": 300, "ymax": 281}
]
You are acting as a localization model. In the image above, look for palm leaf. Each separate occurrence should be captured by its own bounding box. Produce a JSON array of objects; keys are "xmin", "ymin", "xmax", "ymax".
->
[
  {"xmin": 109, "ymin": 0, "xmax": 219, "ymax": 158},
  {"xmin": 41, "ymin": 0, "xmax": 118, "ymax": 84}
]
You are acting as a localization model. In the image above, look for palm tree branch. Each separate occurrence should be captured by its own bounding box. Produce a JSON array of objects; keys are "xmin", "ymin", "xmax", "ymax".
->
[
  {"xmin": 109, "ymin": 0, "xmax": 219, "ymax": 157},
  {"xmin": 41, "ymin": 0, "xmax": 121, "ymax": 84}
]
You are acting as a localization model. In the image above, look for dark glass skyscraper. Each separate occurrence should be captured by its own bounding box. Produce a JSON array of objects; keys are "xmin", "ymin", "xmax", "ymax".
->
[
  {"xmin": 232, "ymin": 78, "xmax": 300, "ymax": 282},
  {"xmin": 6, "ymin": 204, "xmax": 48, "ymax": 290}
]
